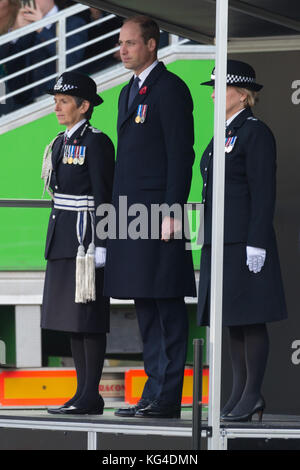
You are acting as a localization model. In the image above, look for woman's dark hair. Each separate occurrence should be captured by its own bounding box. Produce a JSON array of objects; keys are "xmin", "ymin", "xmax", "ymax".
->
[{"xmin": 73, "ymin": 96, "xmax": 94, "ymax": 120}]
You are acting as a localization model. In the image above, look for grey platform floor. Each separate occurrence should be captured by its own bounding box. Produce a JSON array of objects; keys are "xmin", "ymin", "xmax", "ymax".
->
[{"xmin": 0, "ymin": 406, "xmax": 300, "ymax": 450}]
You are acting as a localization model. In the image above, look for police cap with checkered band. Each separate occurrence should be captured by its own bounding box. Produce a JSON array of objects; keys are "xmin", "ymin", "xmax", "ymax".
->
[
  {"xmin": 48, "ymin": 71, "xmax": 103, "ymax": 106},
  {"xmin": 201, "ymin": 60, "xmax": 263, "ymax": 91}
]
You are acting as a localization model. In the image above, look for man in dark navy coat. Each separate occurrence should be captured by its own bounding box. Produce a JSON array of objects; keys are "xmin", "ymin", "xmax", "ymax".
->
[{"xmin": 104, "ymin": 16, "xmax": 196, "ymax": 419}]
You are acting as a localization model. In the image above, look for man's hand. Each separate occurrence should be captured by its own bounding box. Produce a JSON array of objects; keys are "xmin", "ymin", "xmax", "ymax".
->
[
  {"xmin": 161, "ymin": 216, "xmax": 182, "ymax": 242},
  {"xmin": 22, "ymin": 5, "xmax": 44, "ymax": 31},
  {"xmin": 12, "ymin": 7, "xmax": 32, "ymax": 30}
]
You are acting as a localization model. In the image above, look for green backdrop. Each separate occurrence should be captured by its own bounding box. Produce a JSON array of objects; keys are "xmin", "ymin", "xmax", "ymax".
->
[{"xmin": 0, "ymin": 59, "xmax": 214, "ymax": 270}]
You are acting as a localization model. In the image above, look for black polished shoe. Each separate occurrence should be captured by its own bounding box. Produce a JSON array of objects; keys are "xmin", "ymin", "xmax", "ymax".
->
[
  {"xmin": 135, "ymin": 400, "xmax": 181, "ymax": 419},
  {"xmin": 59, "ymin": 395, "xmax": 104, "ymax": 415},
  {"xmin": 60, "ymin": 404, "xmax": 104, "ymax": 415},
  {"xmin": 114, "ymin": 399, "xmax": 152, "ymax": 417},
  {"xmin": 222, "ymin": 396, "xmax": 265, "ymax": 423},
  {"xmin": 47, "ymin": 404, "xmax": 73, "ymax": 415}
]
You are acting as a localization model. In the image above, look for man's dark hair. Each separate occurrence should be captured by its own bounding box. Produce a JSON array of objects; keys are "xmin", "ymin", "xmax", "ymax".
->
[
  {"xmin": 124, "ymin": 15, "xmax": 160, "ymax": 53},
  {"xmin": 73, "ymin": 96, "xmax": 94, "ymax": 120}
]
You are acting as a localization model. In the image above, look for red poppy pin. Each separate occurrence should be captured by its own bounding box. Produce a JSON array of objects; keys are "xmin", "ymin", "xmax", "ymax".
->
[{"xmin": 139, "ymin": 86, "xmax": 147, "ymax": 95}]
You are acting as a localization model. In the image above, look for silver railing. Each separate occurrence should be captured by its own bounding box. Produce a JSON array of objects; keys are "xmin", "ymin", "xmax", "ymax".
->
[
  {"xmin": 0, "ymin": 4, "xmax": 120, "ymax": 104},
  {"xmin": 0, "ymin": 3, "xmax": 189, "ymax": 110}
]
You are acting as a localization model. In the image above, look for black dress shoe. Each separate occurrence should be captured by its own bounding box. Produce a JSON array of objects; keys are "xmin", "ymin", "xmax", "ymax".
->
[
  {"xmin": 135, "ymin": 400, "xmax": 181, "ymax": 419},
  {"xmin": 114, "ymin": 399, "xmax": 152, "ymax": 417},
  {"xmin": 47, "ymin": 404, "xmax": 72, "ymax": 415},
  {"xmin": 60, "ymin": 404, "xmax": 104, "ymax": 415}
]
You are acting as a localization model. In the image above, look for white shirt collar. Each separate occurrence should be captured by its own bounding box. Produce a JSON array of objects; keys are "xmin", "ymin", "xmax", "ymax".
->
[
  {"xmin": 226, "ymin": 108, "xmax": 245, "ymax": 127},
  {"xmin": 44, "ymin": 5, "xmax": 59, "ymax": 29},
  {"xmin": 65, "ymin": 119, "xmax": 87, "ymax": 139},
  {"xmin": 135, "ymin": 60, "xmax": 159, "ymax": 87}
]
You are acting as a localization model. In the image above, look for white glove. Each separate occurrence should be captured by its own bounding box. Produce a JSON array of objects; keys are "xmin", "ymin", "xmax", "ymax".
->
[
  {"xmin": 246, "ymin": 246, "xmax": 266, "ymax": 273},
  {"xmin": 95, "ymin": 247, "xmax": 106, "ymax": 268}
]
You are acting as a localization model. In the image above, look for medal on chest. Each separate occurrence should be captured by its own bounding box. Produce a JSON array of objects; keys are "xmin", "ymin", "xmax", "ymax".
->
[
  {"xmin": 63, "ymin": 145, "xmax": 86, "ymax": 165},
  {"xmin": 135, "ymin": 104, "xmax": 148, "ymax": 124},
  {"xmin": 225, "ymin": 136, "xmax": 237, "ymax": 153}
]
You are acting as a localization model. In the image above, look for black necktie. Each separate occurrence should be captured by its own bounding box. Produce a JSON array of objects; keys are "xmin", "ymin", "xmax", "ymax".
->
[{"xmin": 128, "ymin": 76, "xmax": 140, "ymax": 108}]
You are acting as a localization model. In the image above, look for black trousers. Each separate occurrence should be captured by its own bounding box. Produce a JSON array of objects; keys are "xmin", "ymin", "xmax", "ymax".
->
[{"xmin": 134, "ymin": 297, "xmax": 189, "ymax": 407}]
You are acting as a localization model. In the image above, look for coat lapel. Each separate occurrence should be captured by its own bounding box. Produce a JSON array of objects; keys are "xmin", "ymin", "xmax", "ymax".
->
[
  {"xmin": 117, "ymin": 76, "xmax": 133, "ymax": 132},
  {"xmin": 226, "ymin": 107, "xmax": 253, "ymax": 137},
  {"xmin": 117, "ymin": 62, "xmax": 166, "ymax": 132}
]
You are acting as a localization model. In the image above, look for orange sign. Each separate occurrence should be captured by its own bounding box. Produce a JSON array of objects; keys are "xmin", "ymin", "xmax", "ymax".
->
[
  {"xmin": 124, "ymin": 367, "xmax": 209, "ymax": 405},
  {"xmin": 0, "ymin": 369, "xmax": 77, "ymax": 407}
]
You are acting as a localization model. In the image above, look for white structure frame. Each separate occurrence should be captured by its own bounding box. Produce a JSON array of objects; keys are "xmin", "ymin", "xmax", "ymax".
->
[
  {"xmin": 206, "ymin": 0, "xmax": 228, "ymax": 451},
  {"xmin": 2, "ymin": 0, "xmax": 300, "ymax": 450}
]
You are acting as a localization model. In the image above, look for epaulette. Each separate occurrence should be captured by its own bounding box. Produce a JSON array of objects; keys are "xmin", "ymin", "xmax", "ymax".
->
[{"xmin": 89, "ymin": 126, "xmax": 102, "ymax": 134}]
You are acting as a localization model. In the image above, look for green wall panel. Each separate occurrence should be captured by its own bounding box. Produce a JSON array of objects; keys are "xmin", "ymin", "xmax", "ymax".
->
[
  {"xmin": 0, "ymin": 59, "xmax": 214, "ymax": 270},
  {"xmin": 0, "ymin": 207, "xmax": 50, "ymax": 269}
]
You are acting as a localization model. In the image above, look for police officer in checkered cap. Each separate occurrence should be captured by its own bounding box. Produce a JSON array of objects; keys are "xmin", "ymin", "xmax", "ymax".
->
[
  {"xmin": 197, "ymin": 59, "xmax": 287, "ymax": 422},
  {"xmin": 201, "ymin": 59, "xmax": 263, "ymax": 91},
  {"xmin": 48, "ymin": 71, "xmax": 103, "ymax": 105},
  {"xmin": 41, "ymin": 71, "xmax": 115, "ymax": 415}
]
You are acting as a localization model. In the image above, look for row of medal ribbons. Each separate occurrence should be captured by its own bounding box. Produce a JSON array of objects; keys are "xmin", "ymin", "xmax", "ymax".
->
[
  {"xmin": 63, "ymin": 145, "xmax": 86, "ymax": 165},
  {"xmin": 135, "ymin": 104, "xmax": 148, "ymax": 124},
  {"xmin": 225, "ymin": 136, "xmax": 237, "ymax": 153}
]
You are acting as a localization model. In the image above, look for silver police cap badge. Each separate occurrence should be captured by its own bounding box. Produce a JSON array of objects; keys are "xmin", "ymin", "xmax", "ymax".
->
[{"xmin": 54, "ymin": 76, "xmax": 78, "ymax": 92}]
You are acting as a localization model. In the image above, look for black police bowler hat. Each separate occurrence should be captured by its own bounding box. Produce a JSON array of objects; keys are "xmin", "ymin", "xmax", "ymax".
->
[
  {"xmin": 201, "ymin": 60, "xmax": 263, "ymax": 91},
  {"xmin": 48, "ymin": 71, "xmax": 103, "ymax": 106}
]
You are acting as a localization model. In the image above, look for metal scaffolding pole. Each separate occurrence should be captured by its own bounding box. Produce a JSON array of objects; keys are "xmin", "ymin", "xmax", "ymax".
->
[{"xmin": 207, "ymin": 0, "xmax": 228, "ymax": 450}]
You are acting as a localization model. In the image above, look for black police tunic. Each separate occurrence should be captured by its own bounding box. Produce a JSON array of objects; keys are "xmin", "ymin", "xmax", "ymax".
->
[
  {"xmin": 41, "ymin": 122, "xmax": 115, "ymax": 333},
  {"xmin": 197, "ymin": 107, "xmax": 287, "ymax": 326}
]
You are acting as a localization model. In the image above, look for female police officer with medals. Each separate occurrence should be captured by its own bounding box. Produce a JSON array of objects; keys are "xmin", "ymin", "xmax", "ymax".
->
[
  {"xmin": 197, "ymin": 60, "xmax": 287, "ymax": 422},
  {"xmin": 41, "ymin": 71, "xmax": 115, "ymax": 414}
]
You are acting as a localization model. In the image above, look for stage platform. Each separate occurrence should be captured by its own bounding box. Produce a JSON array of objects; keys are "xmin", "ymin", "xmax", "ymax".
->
[
  {"xmin": 1, "ymin": 406, "xmax": 300, "ymax": 450},
  {"xmin": 0, "ymin": 406, "xmax": 197, "ymax": 451}
]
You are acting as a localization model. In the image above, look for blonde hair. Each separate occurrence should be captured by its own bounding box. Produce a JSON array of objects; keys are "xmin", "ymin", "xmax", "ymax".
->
[{"xmin": 237, "ymin": 87, "xmax": 259, "ymax": 108}]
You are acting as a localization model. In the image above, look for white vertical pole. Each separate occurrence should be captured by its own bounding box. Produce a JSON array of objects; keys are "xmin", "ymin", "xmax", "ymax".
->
[
  {"xmin": 207, "ymin": 0, "xmax": 228, "ymax": 450},
  {"xmin": 57, "ymin": 17, "xmax": 66, "ymax": 75},
  {"xmin": 15, "ymin": 306, "xmax": 42, "ymax": 368},
  {"xmin": 87, "ymin": 431, "xmax": 98, "ymax": 450}
]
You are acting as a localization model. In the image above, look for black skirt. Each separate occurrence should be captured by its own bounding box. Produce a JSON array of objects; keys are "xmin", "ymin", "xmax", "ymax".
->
[
  {"xmin": 197, "ymin": 240, "xmax": 287, "ymax": 327},
  {"xmin": 41, "ymin": 258, "xmax": 110, "ymax": 333}
]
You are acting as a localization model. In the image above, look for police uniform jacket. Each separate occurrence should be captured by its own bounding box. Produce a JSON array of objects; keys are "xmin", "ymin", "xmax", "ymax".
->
[
  {"xmin": 45, "ymin": 122, "xmax": 115, "ymax": 260},
  {"xmin": 41, "ymin": 121, "xmax": 115, "ymax": 334},
  {"xmin": 104, "ymin": 61, "xmax": 196, "ymax": 299},
  {"xmin": 197, "ymin": 107, "xmax": 287, "ymax": 326}
]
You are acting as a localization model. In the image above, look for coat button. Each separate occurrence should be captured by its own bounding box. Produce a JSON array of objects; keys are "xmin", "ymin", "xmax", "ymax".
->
[
  {"xmin": 52, "ymin": 215, "xmax": 56, "ymax": 219},
  {"xmin": 209, "ymin": 152, "xmax": 212, "ymax": 156},
  {"xmin": 204, "ymin": 183, "xmax": 207, "ymax": 187},
  {"xmin": 203, "ymin": 198, "xmax": 206, "ymax": 203},
  {"xmin": 205, "ymin": 167, "xmax": 208, "ymax": 171},
  {"xmin": 55, "ymin": 185, "xmax": 58, "ymax": 190}
]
